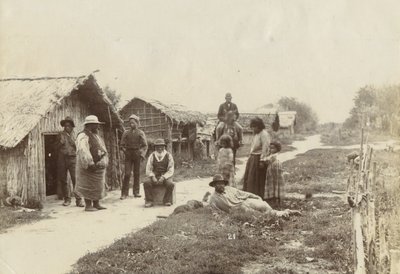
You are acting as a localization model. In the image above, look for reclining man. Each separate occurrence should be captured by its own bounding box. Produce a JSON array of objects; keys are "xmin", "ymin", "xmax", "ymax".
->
[
  {"xmin": 144, "ymin": 139, "xmax": 175, "ymax": 207},
  {"xmin": 208, "ymin": 174, "xmax": 300, "ymax": 218}
]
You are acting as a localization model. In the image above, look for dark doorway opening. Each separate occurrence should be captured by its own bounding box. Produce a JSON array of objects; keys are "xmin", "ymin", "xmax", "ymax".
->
[{"xmin": 44, "ymin": 134, "xmax": 58, "ymax": 196}]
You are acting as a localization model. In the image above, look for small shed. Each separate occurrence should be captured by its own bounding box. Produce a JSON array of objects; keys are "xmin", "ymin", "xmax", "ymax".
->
[
  {"xmin": 278, "ymin": 111, "xmax": 297, "ymax": 135},
  {"xmin": 0, "ymin": 74, "xmax": 124, "ymax": 205},
  {"xmin": 119, "ymin": 97, "xmax": 206, "ymax": 159},
  {"xmin": 196, "ymin": 116, "xmax": 219, "ymax": 158},
  {"xmin": 237, "ymin": 112, "xmax": 279, "ymax": 145}
]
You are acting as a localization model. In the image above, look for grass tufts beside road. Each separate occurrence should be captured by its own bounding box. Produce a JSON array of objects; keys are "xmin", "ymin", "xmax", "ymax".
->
[{"xmin": 0, "ymin": 207, "xmax": 48, "ymax": 233}]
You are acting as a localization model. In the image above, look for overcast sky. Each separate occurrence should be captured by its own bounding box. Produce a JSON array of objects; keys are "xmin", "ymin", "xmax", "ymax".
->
[{"xmin": 1, "ymin": 0, "xmax": 399, "ymax": 122}]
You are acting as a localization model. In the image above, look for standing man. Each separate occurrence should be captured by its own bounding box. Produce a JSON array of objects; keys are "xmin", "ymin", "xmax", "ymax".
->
[
  {"xmin": 120, "ymin": 114, "xmax": 148, "ymax": 199},
  {"xmin": 143, "ymin": 139, "xmax": 175, "ymax": 207},
  {"xmin": 75, "ymin": 115, "xmax": 108, "ymax": 212},
  {"xmin": 57, "ymin": 116, "xmax": 83, "ymax": 207}
]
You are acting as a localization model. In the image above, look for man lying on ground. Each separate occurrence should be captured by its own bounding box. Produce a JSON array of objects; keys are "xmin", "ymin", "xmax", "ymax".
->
[{"xmin": 208, "ymin": 174, "xmax": 300, "ymax": 218}]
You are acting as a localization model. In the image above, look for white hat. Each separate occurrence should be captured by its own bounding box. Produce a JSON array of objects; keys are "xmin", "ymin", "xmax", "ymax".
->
[
  {"xmin": 84, "ymin": 115, "xmax": 105, "ymax": 125},
  {"xmin": 129, "ymin": 114, "xmax": 140, "ymax": 121}
]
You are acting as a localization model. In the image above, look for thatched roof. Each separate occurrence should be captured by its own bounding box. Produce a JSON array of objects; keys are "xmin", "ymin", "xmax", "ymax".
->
[
  {"xmin": 278, "ymin": 111, "xmax": 297, "ymax": 128},
  {"xmin": 0, "ymin": 74, "xmax": 123, "ymax": 149},
  {"xmin": 238, "ymin": 112, "xmax": 279, "ymax": 132},
  {"xmin": 122, "ymin": 97, "xmax": 206, "ymax": 125}
]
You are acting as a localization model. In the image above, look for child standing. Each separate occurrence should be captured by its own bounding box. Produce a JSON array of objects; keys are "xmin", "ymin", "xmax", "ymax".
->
[
  {"xmin": 217, "ymin": 135, "xmax": 236, "ymax": 187},
  {"xmin": 264, "ymin": 141, "xmax": 284, "ymax": 206}
]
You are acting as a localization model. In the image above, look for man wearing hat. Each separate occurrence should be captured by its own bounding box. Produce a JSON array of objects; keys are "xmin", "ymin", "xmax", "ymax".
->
[
  {"xmin": 57, "ymin": 116, "xmax": 83, "ymax": 207},
  {"xmin": 217, "ymin": 93, "xmax": 240, "ymax": 122},
  {"xmin": 216, "ymin": 93, "xmax": 243, "ymax": 148},
  {"xmin": 208, "ymin": 174, "xmax": 300, "ymax": 218},
  {"xmin": 120, "ymin": 114, "xmax": 148, "ymax": 199},
  {"xmin": 75, "ymin": 115, "xmax": 109, "ymax": 212},
  {"xmin": 143, "ymin": 138, "xmax": 175, "ymax": 207}
]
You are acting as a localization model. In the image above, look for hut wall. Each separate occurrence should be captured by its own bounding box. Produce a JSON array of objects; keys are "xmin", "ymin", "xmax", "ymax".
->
[
  {"xmin": 24, "ymin": 92, "xmax": 120, "ymax": 203},
  {"xmin": 26, "ymin": 93, "xmax": 91, "ymax": 202},
  {"xmin": 120, "ymin": 100, "xmax": 170, "ymax": 143},
  {"xmin": 0, "ymin": 138, "xmax": 28, "ymax": 200}
]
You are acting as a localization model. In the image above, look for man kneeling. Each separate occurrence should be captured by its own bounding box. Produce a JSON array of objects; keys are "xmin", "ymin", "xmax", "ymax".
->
[
  {"xmin": 208, "ymin": 174, "xmax": 300, "ymax": 218},
  {"xmin": 144, "ymin": 139, "xmax": 175, "ymax": 207}
]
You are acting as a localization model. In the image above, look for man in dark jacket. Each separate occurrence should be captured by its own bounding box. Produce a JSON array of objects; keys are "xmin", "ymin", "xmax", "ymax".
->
[
  {"xmin": 217, "ymin": 93, "xmax": 239, "ymax": 122},
  {"xmin": 216, "ymin": 93, "xmax": 243, "ymax": 154},
  {"xmin": 120, "ymin": 114, "xmax": 148, "ymax": 199},
  {"xmin": 57, "ymin": 116, "xmax": 83, "ymax": 207}
]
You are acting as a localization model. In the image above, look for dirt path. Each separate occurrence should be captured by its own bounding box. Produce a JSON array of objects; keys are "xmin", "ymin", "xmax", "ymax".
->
[
  {"xmin": 0, "ymin": 135, "xmax": 356, "ymax": 274},
  {"xmin": 0, "ymin": 161, "xmax": 248, "ymax": 274}
]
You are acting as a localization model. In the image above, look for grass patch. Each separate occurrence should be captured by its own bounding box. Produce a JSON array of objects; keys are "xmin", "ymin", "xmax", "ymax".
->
[
  {"xmin": 0, "ymin": 207, "xmax": 48, "ymax": 233},
  {"xmin": 283, "ymin": 148, "xmax": 352, "ymax": 194},
  {"xmin": 71, "ymin": 196, "xmax": 352, "ymax": 274},
  {"xmin": 173, "ymin": 158, "xmax": 217, "ymax": 182}
]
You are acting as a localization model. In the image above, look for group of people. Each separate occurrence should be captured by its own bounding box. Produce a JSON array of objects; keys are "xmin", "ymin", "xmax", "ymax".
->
[
  {"xmin": 55, "ymin": 92, "xmax": 286, "ymax": 215},
  {"xmin": 56, "ymin": 114, "xmax": 175, "ymax": 211},
  {"xmin": 214, "ymin": 93, "xmax": 284, "ymax": 204}
]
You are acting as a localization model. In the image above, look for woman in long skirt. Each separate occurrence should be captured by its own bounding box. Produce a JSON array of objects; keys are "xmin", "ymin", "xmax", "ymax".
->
[{"xmin": 243, "ymin": 117, "xmax": 271, "ymax": 197}]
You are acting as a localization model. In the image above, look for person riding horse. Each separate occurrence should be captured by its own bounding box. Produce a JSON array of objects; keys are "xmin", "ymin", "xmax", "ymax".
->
[{"xmin": 216, "ymin": 111, "xmax": 243, "ymax": 166}]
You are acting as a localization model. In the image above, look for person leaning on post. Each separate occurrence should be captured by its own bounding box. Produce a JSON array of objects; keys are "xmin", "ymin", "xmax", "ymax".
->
[
  {"xmin": 143, "ymin": 138, "xmax": 175, "ymax": 208},
  {"xmin": 120, "ymin": 114, "xmax": 148, "ymax": 199}
]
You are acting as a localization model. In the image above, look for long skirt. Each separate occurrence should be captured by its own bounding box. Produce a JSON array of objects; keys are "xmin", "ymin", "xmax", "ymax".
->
[
  {"xmin": 264, "ymin": 161, "xmax": 284, "ymax": 201},
  {"xmin": 243, "ymin": 154, "xmax": 266, "ymax": 197},
  {"xmin": 75, "ymin": 167, "xmax": 106, "ymax": 201}
]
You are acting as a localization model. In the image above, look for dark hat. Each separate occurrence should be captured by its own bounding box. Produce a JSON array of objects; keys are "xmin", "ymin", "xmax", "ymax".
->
[
  {"xmin": 154, "ymin": 138, "xmax": 166, "ymax": 147},
  {"xmin": 225, "ymin": 92, "xmax": 232, "ymax": 99},
  {"xmin": 60, "ymin": 116, "xmax": 75, "ymax": 127},
  {"xmin": 209, "ymin": 174, "xmax": 228, "ymax": 187}
]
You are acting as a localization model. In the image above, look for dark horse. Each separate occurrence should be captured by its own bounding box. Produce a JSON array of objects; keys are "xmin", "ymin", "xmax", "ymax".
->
[{"xmin": 215, "ymin": 111, "xmax": 243, "ymax": 166}]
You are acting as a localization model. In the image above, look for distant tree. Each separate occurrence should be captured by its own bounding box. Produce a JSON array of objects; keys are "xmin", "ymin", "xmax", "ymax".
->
[
  {"xmin": 278, "ymin": 97, "xmax": 318, "ymax": 132},
  {"xmin": 103, "ymin": 86, "xmax": 121, "ymax": 109}
]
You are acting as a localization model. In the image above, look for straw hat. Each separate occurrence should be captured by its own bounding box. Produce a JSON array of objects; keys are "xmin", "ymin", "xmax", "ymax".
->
[
  {"xmin": 153, "ymin": 138, "xmax": 166, "ymax": 147},
  {"xmin": 209, "ymin": 174, "xmax": 228, "ymax": 187},
  {"xmin": 83, "ymin": 115, "xmax": 104, "ymax": 125},
  {"xmin": 60, "ymin": 116, "xmax": 75, "ymax": 127},
  {"xmin": 129, "ymin": 114, "xmax": 140, "ymax": 122}
]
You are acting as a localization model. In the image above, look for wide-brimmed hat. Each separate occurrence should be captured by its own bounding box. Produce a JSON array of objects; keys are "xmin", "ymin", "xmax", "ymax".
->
[
  {"xmin": 225, "ymin": 92, "xmax": 232, "ymax": 99},
  {"xmin": 60, "ymin": 116, "xmax": 75, "ymax": 127},
  {"xmin": 154, "ymin": 138, "xmax": 166, "ymax": 147},
  {"xmin": 84, "ymin": 115, "xmax": 105, "ymax": 125},
  {"xmin": 209, "ymin": 174, "xmax": 228, "ymax": 187},
  {"xmin": 129, "ymin": 114, "xmax": 140, "ymax": 122}
]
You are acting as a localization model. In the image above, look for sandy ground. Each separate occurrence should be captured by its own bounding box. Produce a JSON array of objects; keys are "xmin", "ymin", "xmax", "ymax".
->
[
  {"xmin": 0, "ymin": 163, "xmax": 248, "ymax": 274},
  {"xmin": 1, "ymin": 135, "xmax": 397, "ymax": 274}
]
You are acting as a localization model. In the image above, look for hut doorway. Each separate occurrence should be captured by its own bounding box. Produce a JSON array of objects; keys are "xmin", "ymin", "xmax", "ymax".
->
[{"xmin": 44, "ymin": 134, "xmax": 59, "ymax": 196}]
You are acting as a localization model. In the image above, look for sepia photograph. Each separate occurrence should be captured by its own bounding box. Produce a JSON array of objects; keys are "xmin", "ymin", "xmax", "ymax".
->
[{"xmin": 0, "ymin": 0, "xmax": 399, "ymax": 273}]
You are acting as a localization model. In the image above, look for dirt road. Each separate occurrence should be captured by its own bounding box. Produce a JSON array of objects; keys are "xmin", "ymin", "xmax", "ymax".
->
[
  {"xmin": 3, "ymin": 134, "xmax": 391, "ymax": 274},
  {"xmin": 0, "ymin": 161, "xmax": 250, "ymax": 274}
]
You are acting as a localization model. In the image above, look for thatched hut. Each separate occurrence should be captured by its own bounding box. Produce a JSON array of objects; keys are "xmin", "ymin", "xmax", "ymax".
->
[
  {"xmin": 0, "ymin": 74, "xmax": 124, "ymax": 205},
  {"xmin": 119, "ymin": 97, "xmax": 206, "ymax": 159},
  {"xmin": 278, "ymin": 111, "xmax": 297, "ymax": 135},
  {"xmin": 237, "ymin": 112, "xmax": 279, "ymax": 144}
]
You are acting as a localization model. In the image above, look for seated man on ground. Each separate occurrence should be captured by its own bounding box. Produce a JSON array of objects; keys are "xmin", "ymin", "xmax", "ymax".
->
[
  {"xmin": 144, "ymin": 139, "xmax": 175, "ymax": 208},
  {"xmin": 208, "ymin": 174, "xmax": 300, "ymax": 218}
]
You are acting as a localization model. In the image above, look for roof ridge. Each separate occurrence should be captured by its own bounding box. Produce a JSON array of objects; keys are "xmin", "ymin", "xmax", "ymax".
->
[{"xmin": 0, "ymin": 75, "xmax": 87, "ymax": 82}]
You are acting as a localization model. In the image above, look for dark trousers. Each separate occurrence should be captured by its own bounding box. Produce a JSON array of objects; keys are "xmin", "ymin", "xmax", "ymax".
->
[
  {"xmin": 122, "ymin": 149, "xmax": 141, "ymax": 195},
  {"xmin": 57, "ymin": 155, "xmax": 80, "ymax": 201},
  {"xmin": 144, "ymin": 178, "xmax": 174, "ymax": 203}
]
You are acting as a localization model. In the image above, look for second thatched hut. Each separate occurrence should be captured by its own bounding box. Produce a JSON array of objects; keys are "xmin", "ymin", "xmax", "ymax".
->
[{"xmin": 119, "ymin": 97, "xmax": 206, "ymax": 160}]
